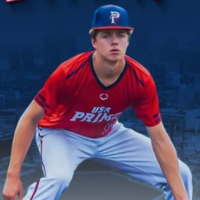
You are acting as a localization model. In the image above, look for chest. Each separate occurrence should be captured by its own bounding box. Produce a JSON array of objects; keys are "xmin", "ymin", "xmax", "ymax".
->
[{"xmin": 66, "ymin": 75, "xmax": 134, "ymax": 114}]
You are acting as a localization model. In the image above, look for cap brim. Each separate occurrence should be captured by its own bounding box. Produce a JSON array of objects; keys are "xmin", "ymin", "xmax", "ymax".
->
[{"xmin": 91, "ymin": 26, "xmax": 134, "ymax": 31}]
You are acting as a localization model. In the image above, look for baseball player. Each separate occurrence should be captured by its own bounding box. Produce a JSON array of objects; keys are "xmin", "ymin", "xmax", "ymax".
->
[{"xmin": 3, "ymin": 4, "xmax": 192, "ymax": 200}]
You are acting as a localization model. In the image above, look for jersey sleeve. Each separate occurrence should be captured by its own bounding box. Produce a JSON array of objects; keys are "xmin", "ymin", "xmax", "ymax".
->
[
  {"xmin": 132, "ymin": 76, "xmax": 162, "ymax": 127},
  {"xmin": 34, "ymin": 66, "xmax": 66, "ymax": 115}
]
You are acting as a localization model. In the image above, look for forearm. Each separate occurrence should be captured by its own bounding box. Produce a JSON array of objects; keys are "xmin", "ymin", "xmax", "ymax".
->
[
  {"xmin": 7, "ymin": 116, "xmax": 38, "ymax": 177},
  {"xmin": 151, "ymin": 136, "xmax": 187, "ymax": 198}
]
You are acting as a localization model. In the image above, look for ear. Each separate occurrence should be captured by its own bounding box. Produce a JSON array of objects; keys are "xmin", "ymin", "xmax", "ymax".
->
[
  {"xmin": 126, "ymin": 34, "xmax": 131, "ymax": 47},
  {"xmin": 126, "ymin": 41, "xmax": 130, "ymax": 48},
  {"xmin": 91, "ymin": 38, "xmax": 96, "ymax": 49}
]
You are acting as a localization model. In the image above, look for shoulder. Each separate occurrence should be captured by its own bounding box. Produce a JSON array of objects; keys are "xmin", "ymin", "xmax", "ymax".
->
[
  {"xmin": 44, "ymin": 51, "xmax": 93, "ymax": 87},
  {"xmin": 125, "ymin": 55, "xmax": 152, "ymax": 83},
  {"xmin": 58, "ymin": 51, "xmax": 92, "ymax": 76}
]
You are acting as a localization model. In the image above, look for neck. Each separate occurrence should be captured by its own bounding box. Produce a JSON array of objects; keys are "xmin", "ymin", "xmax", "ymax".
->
[{"xmin": 92, "ymin": 51, "xmax": 125, "ymax": 79}]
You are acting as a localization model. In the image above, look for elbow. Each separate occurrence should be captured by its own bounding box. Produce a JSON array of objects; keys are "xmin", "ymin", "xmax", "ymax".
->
[
  {"xmin": 151, "ymin": 134, "xmax": 177, "ymax": 155},
  {"xmin": 19, "ymin": 111, "xmax": 44, "ymax": 127}
]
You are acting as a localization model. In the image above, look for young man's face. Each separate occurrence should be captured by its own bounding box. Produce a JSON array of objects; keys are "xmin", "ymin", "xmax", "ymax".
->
[{"xmin": 92, "ymin": 29, "xmax": 130, "ymax": 62}]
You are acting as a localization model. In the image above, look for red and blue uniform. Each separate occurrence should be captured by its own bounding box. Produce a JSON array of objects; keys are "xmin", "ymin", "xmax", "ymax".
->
[{"xmin": 34, "ymin": 51, "xmax": 161, "ymax": 138}]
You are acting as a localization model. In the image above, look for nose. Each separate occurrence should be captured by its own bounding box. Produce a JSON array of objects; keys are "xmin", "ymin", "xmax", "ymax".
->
[{"xmin": 110, "ymin": 34, "xmax": 119, "ymax": 46}]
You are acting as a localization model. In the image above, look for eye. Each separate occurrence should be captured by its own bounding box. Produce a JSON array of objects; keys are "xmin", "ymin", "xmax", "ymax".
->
[
  {"xmin": 117, "ymin": 32, "xmax": 126, "ymax": 37},
  {"xmin": 102, "ymin": 33, "xmax": 110, "ymax": 38}
]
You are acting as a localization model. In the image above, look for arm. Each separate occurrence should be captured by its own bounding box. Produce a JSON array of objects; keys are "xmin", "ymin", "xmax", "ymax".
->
[
  {"xmin": 132, "ymin": 74, "xmax": 188, "ymax": 199},
  {"xmin": 3, "ymin": 100, "xmax": 44, "ymax": 200},
  {"xmin": 7, "ymin": 65, "xmax": 65, "ymax": 176},
  {"xmin": 3, "ymin": 64, "xmax": 65, "ymax": 200},
  {"xmin": 147, "ymin": 122, "xmax": 188, "ymax": 200},
  {"xmin": 7, "ymin": 100, "xmax": 44, "ymax": 177}
]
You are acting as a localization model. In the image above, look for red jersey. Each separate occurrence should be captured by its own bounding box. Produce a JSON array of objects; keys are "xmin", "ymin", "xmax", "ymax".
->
[{"xmin": 34, "ymin": 51, "xmax": 161, "ymax": 138}]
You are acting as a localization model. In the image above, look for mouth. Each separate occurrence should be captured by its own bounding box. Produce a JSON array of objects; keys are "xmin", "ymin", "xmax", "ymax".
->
[{"xmin": 110, "ymin": 49, "xmax": 120, "ymax": 54}]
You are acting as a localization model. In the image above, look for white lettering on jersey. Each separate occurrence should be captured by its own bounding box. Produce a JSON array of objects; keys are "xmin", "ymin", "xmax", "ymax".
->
[
  {"xmin": 70, "ymin": 111, "xmax": 85, "ymax": 121},
  {"xmin": 80, "ymin": 113, "xmax": 95, "ymax": 122},
  {"xmin": 91, "ymin": 106, "xmax": 111, "ymax": 113},
  {"xmin": 70, "ymin": 107, "xmax": 121, "ymax": 123},
  {"xmin": 70, "ymin": 106, "xmax": 122, "ymax": 135}
]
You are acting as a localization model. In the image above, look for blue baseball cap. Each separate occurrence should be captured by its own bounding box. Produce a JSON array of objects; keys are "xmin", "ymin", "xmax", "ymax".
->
[{"xmin": 90, "ymin": 5, "xmax": 134, "ymax": 31}]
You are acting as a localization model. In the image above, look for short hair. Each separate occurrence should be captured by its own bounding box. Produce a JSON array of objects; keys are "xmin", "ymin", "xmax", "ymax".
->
[{"xmin": 89, "ymin": 29, "xmax": 133, "ymax": 40}]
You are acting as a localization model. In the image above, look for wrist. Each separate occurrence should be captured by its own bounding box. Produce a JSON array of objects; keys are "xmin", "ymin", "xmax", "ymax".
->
[
  {"xmin": 7, "ymin": 168, "xmax": 21, "ymax": 178},
  {"xmin": 174, "ymin": 192, "xmax": 188, "ymax": 200}
]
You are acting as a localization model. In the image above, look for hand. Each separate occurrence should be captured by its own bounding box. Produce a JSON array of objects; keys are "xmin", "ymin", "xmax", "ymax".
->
[{"xmin": 3, "ymin": 175, "xmax": 23, "ymax": 200}]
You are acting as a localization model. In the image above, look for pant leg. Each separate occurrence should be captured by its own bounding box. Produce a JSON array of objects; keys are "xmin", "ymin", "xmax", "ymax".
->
[
  {"xmin": 96, "ymin": 122, "xmax": 193, "ymax": 200},
  {"xmin": 23, "ymin": 128, "xmax": 96, "ymax": 200}
]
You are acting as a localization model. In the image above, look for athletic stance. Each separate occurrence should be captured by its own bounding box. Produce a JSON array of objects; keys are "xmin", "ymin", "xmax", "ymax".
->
[{"xmin": 3, "ymin": 4, "xmax": 192, "ymax": 200}]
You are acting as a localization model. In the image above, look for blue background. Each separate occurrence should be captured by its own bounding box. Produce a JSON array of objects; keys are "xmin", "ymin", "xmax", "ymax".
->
[{"xmin": 0, "ymin": 0, "xmax": 199, "ymax": 199}]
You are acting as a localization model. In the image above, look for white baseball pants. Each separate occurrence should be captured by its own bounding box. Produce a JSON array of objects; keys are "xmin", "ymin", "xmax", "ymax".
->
[{"xmin": 23, "ymin": 122, "xmax": 193, "ymax": 200}]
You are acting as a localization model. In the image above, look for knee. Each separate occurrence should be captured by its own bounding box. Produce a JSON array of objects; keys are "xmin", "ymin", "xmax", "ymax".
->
[{"xmin": 179, "ymin": 162, "xmax": 192, "ymax": 184}]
